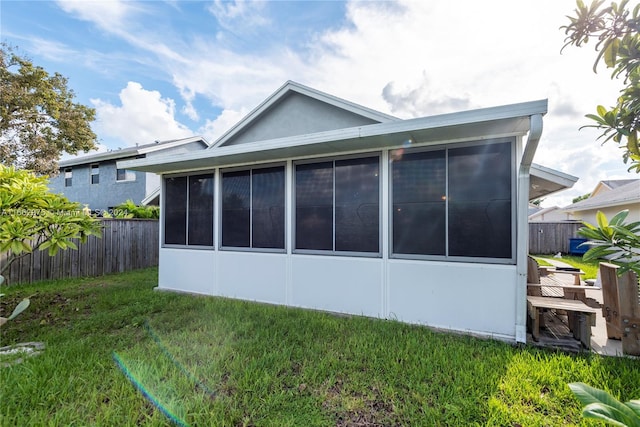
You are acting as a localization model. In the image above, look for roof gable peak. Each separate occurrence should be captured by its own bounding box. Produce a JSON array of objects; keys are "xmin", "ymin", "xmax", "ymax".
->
[{"xmin": 211, "ymin": 81, "xmax": 398, "ymax": 148}]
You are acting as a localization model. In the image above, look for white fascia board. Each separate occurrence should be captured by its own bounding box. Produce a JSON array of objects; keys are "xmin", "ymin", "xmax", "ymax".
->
[
  {"xmin": 60, "ymin": 149, "xmax": 141, "ymax": 167},
  {"xmin": 59, "ymin": 137, "xmax": 210, "ymax": 168},
  {"xmin": 564, "ymin": 198, "xmax": 640, "ymax": 212},
  {"xmin": 138, "ymin": 136, "xmax": 210, "ymax": 154},
  {"xmin": 119, "ymin": 99, "xmax": 548, "ymax": 174},
  {"xmin": 530, "ymin": 163, "xmax": 579, "ymax": 188}
]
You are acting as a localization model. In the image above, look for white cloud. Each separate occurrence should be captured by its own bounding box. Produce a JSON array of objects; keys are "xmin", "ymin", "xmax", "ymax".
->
[
  {"xmin": 382, "ymin": 74, "xmax": 472, "ymax": 117},
  {"xmin": 55, "ymin": 0, "xmax": 638, "ymax": 209},
  {"xmin": 91, "ymin": 82, "xmax": 193, "ymax": 146},
  {"xmin": 198, "ymin": 108, "xmax": 249, "ymax": 143},
  {"xmin": 207, "ymin": 0, "xmax": 270, "ymax": 31},
  {"xmin": 56, "ymin": 0, "xmax": 137, "ymax": 30}
]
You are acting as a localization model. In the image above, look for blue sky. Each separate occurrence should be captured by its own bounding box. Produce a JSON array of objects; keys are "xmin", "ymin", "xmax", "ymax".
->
[{"xmin": 2, "ymin": 0, "xmax": 637, "ymax": 206}]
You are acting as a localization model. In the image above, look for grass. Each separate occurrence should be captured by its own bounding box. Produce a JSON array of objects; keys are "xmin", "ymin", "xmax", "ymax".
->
[
  {"xmin": 533, "ymin": 255, "xmax": 601, "ymax": 280},
  {"xmin": 1, "ymin": 268, "xmax": 639, "ymax": 426}
]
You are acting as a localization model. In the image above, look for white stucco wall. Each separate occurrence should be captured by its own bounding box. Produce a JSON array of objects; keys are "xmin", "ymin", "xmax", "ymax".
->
[
  {"xmin": 569, "ymin": 203, "xmax": 640, "ymax": 226},
  {"xmin": 156, "ymin": 249, "xmax": 519, "ymax": 341}
]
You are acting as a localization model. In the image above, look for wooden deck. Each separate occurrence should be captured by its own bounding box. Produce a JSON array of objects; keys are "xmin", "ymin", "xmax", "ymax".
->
[{"xmin": 526, "ymin": 266, "xmax": 625, "ymax": 356}]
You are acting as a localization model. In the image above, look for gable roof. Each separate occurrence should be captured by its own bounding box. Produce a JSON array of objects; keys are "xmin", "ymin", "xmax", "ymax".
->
[
  {"xmin": 58, "ymin": 136, "xmax": 210, "ymax": 168},
  {"xmin": 591, "ymin": 178, "xmax": 639, "ymax": 197},
  {"xmin": 564, "ymin": 179, "xmax": 640, "ymax": 212},
  {"xmin": 118, "ymin": 81, "xmax": 573, "ymax": 200},
  {"xmin": 211, "ymin": 80, "xmax": 398, "ymax": 148}
]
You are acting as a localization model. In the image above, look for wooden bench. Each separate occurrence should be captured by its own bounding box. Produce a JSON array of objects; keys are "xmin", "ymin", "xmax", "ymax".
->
[
  {"xmin": 527, "ymin": 282, "xmax": 588, "ymax": 302},
  {"xmin": 539, "ymin": 266, "xmax": 585, "ymax": 285},
  {"xmin": 527, "ymin": 296, "xmax": 598, "ymax": 349}
]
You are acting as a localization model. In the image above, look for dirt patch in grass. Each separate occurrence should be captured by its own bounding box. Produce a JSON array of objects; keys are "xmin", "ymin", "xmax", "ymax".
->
[{"xmin": 322, "ymin": 378, "xmax": 400, "ymax": 427}]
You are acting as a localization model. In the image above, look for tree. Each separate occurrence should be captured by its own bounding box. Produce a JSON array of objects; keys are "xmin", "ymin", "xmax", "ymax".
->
[
  {"xmin": 0, "ymin": 165, "xmax": 102, "ymax": 282},
  {"xmin": 572, "ymin": 193, "xmax": 591, "ymax": 203},
  {"xmin": 531, "ymin": 198, "xmax": 545, "ymax": 206},
  {"xmin": 0, "ymin": 44, "xmax": 97, "ymax": 176},
  {"xmin": 561, "ymin": 0, "xmax": 640, "ymax": 172}
]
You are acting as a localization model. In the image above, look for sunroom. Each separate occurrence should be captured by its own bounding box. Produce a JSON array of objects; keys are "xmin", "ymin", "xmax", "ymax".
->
[{"xmin": 120, "ymin": 81, "xmax": 572, "ymax": 344}]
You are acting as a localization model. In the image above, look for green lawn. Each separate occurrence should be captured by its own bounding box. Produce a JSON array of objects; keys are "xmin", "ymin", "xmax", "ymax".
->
[
  {"xmin": 533, "ymin": 255, "xmax": 602, "ymax": 280},
  {"xmin": 1, "ymin": 268, "xmax": 638, "ymax": 426}
]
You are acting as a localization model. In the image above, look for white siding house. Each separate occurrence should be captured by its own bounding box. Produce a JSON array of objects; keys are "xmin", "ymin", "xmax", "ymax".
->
[
  {"xmin": 120, "ymin": 81, "xmax": 572, "ymax": 344},
  {"xmin": 563, "ymin": 179, "xmax": 640, "ymax": 225}
]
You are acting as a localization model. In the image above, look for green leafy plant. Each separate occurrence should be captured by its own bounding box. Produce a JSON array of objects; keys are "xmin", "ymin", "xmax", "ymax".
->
[
  {"xmin": 569, "ymin": 382, "xmax": 640, "ymax": 426},
  {"xmin": 561, "ymin": 0, "xmax": 640, "ymax": 172},
  {"xmin": 0, "ymin": 274, "xmax": 30, "ymax": 326},
  {"xmin": 0, "ymin": 165, "xmax": 102, "ymax": 281},
  {"xmin": 578, "ymin": 210, "xmax": 640, "ymax": 276},
  {"xmin": 108, "ymin": 199, "xmax": 159, "ymax": 219}
]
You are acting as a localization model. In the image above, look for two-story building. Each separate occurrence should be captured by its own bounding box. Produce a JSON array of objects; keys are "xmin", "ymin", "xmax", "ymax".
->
[{"xmin": 49, "ymin": 136, "xmax": 209, "ymax": 213}]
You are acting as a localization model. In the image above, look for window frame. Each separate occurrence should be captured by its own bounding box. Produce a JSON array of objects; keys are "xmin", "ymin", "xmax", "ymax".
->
[
  {"xmin": 162, "ymin": 171, "xmax": 215, "ymax": 249},
  {"xmin": 116, "ymin": 168, "xmax": 135, "ymax": 182},
  {"xmin": 293, "ymin": 153, "xmax": 382, "ymax": 258},
  {"xmin": 64, "ymin": 168, "xmax": 72, "ymax": 187},
  {"xmin": 90, "ymin": 164, "xmax": 99, "ymax": 185},
  {"xmin": 389, "ymin": 138, "xmax": 516, "ymax": 265},
  {"xmin": 219, "ymin": 163, "xmax": 286, "ymax": 253}
]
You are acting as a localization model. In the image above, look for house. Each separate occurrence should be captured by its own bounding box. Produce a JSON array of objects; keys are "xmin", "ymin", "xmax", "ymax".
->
[
  {"xmin": 563, "ymin": 179, "xmax": 640, "ymax": 225},
  {"xmin": 528, "ymin": 206, "xmax": 575, "ymax": 222},
  {"xmin": 49, "ymin": 136, "xmax": 210, "ymax": 213},
  {"xmin": 119, "ymin": 81, "xmax": 575, "ymax": 344}
]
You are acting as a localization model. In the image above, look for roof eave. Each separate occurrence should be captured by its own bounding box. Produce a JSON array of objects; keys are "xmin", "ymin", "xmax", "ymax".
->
[
  {"xmin": 119, "ymin": 99, "xmax": 548, "ymax": 174},
  {"xmin": 564, "ymin": 199, "xmax": 640, "ymax": 212}
]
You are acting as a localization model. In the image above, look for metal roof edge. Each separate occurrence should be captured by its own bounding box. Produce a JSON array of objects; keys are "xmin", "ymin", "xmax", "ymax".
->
[
  {"xmin": 530, "ymin": 163, "xmax": 579, "ymax": 186},
  {"xmin": 138, "ymin": 136, "xmax": 210, "ymax": 154},
  {"xmin": 59, "ymin": 136, "xmax": 209, "ymax": 167},
  {"xmin": 119, "ymin": 99, "xmax": 548, "ymax": 172}
]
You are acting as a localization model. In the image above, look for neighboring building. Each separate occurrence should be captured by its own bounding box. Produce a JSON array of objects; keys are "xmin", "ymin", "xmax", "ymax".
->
[
  {"xmin": 120, "ymin": 81, "xmax": 575, "ymax": 344},
  {"xmin": 528, "ymin": 206, "xmax": 575, "ymax": 222},
  {"xmin": 49, "ymin": 137, "xmax": 210, "ymax": 213},
  {"xmin": 591, "ymin": 179, "xmax": 638, "ymax": 197},
  {"xmin": 563, "ymin": 179, "xmax": 640, "ymax": 225}
]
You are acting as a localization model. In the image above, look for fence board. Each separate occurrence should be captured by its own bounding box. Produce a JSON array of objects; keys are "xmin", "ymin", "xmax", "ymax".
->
[
  {"xmin": 529, "ymin": 222, "xmax": 583, "ymax": 254},
  {"xmin": 1, "ymin": 219, "xmax": 159, "ymax": 285}
]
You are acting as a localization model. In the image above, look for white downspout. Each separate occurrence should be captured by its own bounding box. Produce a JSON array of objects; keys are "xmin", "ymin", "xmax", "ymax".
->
[{"xmin": 515, "ymin": 113, "xmax": 543, "ymax": 343}]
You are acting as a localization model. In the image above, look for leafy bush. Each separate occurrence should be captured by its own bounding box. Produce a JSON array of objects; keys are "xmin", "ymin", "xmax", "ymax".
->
[
  {"xmin": 0, "ymin": 165, "xmax": 101, "ymax": 280},
  {"xmin": 578, "ymin": 210, "xmax": 640, "ymax": 276},
  {"xmin": 109, "ymin": 199, "xmax": 159, "ymax": 219}
]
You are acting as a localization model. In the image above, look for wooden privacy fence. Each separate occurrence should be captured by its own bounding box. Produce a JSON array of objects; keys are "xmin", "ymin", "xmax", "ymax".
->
[
  {"xmin": 529, "ymin": 222, "xmax": 583, "ymax": 255},
  {"xmin": 1, "ymin": 219, "xmax": 584, "ymax": 283},
  {"xmin": 1, "ymin": 219, "xmax": 159, "ymax": 285}
]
